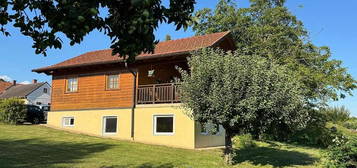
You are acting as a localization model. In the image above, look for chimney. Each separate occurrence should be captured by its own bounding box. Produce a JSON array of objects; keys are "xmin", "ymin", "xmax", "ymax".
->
[
  {"xmin": 32, "ymin": 79, "xmax": 37, "ymax": 84},
  {"xmin": 12, "ymin": 80, "xmax": 16, "ymax": 85}
]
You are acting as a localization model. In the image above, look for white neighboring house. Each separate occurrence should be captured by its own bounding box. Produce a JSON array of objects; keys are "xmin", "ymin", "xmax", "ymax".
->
[{"xmin": 0, "ymin": 79, "xmax": 51, "ymax": 108}]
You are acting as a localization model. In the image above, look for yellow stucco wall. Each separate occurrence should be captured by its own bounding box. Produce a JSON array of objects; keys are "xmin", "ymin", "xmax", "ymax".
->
[
  {"xmin": 46, "ymin": 105, "xmax": 225, "ymax": 149},
  {"xmin": 134, "ymin": 104, "xmax": 195, "ymax": 149},
  {"xmin": 47, "ymin": 108, "xmax": 132, "ymax": 140},
  {"xmin": 194, "ymin": 123, "xmax": 225, "ymax": 148}
]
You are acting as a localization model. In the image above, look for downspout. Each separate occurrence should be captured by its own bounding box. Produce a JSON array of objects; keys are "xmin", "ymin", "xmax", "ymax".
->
[{"xmin": 125, "ymin": 62, "xmax": 137, "ymax": 140}]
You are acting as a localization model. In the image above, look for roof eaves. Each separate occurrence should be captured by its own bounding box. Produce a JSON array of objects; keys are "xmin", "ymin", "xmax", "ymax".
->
[{"xmin": 32, "ymin": 50, "xmax": 192, "ymax": 73}]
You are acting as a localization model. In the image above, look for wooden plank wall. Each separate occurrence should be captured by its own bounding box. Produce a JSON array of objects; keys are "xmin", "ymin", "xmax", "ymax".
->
[{"xmin": 51, "ymin": 70, "xmax": 134, "ymax": 111}]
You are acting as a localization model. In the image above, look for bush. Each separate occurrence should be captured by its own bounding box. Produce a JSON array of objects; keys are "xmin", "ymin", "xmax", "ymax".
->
[
  {"xmin": 289, "ymin": 110, "xmax": 342, "ymax": 147},
  {"xmin": 233, "ymin": 134, "xmax": 256, "ymax": 149},
  {"xmin": 323, "ymin": 106, "xmax": 351, "ymax": 124},
  {"xmin": 0, "ymin": 98, "xmax": 26, "ymax": 124},
  {"xmin": 343, "ymin": 118, "xmax": 357, "ymax": 130},
  {"xmin": 324, "ymin": 136, "xmax": 357, "ymax": 168}
]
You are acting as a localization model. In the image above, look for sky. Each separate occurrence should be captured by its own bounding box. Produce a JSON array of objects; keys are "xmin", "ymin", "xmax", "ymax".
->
[{"xmin": 0, "ymin": 0, "xmax": 356, "ymax": 115}]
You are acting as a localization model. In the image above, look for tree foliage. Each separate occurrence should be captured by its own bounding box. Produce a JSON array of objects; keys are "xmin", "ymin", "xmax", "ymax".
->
[
  {"xmin": 179, "ymin": 48, "xmax": 308, "ymax": 163},
  {"xmin": 322, "ymin": 106, "xmax": 351, "ymax": 124},
  {"xmin": 0, "ymin": 0, "xmax": 195, "ymax": 62},
  {"xmin": 191, "ymin": 0, "xmax": 356, "ymax": 105}
]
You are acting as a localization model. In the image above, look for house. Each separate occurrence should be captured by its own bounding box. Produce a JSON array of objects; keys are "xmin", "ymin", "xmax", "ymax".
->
[
  {"xmin": 0, "ymin": 79, "xmax": 12, "ymax": 94},
  {"xmin": 0, "ymin": 79, "xmax": 51, "ymax": 108},
  {"xmin": 32, "ymin": 31, "xmax": 236, "ymax": 149}
]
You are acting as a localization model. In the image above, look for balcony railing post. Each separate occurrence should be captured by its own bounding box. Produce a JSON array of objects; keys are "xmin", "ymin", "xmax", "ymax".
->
[
  {"xmin": 153, "ymin": 84, "xmax": 156, "ymax": 104},
  {"xmin": 171, "ymin": 83, "xmax": 174, "ymax": 104}
]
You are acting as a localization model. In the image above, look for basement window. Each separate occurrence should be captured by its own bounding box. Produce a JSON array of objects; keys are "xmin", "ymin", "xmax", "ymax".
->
[
  {"xmin": 153, "ymin": 115, "xmax": 174, "ymax": 135},
  {"xmin": 200, "ymin": 122, "xmax": 220, "ymax": 135},
  {"xmin": 63, "ymin": 117, "xmax": 75, "ymax": 127},
  {"xmin": 103, "ymin": 116, "xmax": 118, "ymax": 134}
]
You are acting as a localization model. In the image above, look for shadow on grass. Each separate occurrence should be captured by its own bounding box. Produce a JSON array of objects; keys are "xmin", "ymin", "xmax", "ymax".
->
[
  {"xmin": 101, "ymin": 163, "xmax": 175, "ymax": 168},
  {"xmin": 233, "ymin": 146, "xmax": 318, "ymax": 167},
  {"xmin": 0, "ymin": 138, "xmax": 114, "ymax": 168}
]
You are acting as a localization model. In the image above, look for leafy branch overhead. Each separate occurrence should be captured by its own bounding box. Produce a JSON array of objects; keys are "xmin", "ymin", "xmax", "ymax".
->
[
  {"xmin": 191, "ymin": 0, "xmax": 356, "ymax": 103},
  {"xmin": 0, "ymin": 0, "xmax": 195, "ymax": 62}
]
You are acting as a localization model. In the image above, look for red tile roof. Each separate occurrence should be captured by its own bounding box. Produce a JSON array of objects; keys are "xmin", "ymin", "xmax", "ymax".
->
[
  {"xmin": 0, "ymin": 81, "xmax": 12, "ymax": 94},
  {"xmin": 33, "ymin": 31, "xmax": 231, "ymax": 73}
]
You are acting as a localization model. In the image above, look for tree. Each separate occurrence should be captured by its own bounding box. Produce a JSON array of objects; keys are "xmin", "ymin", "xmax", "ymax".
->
[
  {"xmin": 191, "ymin": 0, "xmax": 356, "ymax": 105},
  {"xmin": 179, "ymin": 48, "xmax": 308, "ymax": 164},
  {"xmin": 0, "ymin": 0, "xmax": 195, "ymax": 62}
]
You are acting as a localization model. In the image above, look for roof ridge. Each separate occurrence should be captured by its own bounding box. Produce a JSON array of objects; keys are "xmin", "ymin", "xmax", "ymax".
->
[
  {"xmin": 67, "ymin": 31, "xmax": 231, "ymax": 55},
  {"xmin": 156, "ymin": 31, "xmax": 231, "ymax": 45}
]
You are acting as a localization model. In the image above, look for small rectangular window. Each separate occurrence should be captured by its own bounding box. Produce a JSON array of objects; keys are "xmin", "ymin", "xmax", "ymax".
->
[
  {"xmin": 43, "ymin": 88, "xmax": 48, "ymax": 93},
  {"xmin": 66, "ymin": 78, "xmax": 78, "ymax": 92},
  {"xmin": 103, "ymin": 116, "xmax": 117, "ymax": 134},
  {"xmin": 154, "ymin": 115, "xmax": 174, "ymax": 135},
  {"xmin": 200, "ymin": 122, "xmax": 220, "ymax": 135},
  {"xmin": 63, "ymin": 117, "xmax": 74, "ymax": 127},
  {"xmin": 106, "ymin": 74, "xmax": 119, "ymax": 90}
]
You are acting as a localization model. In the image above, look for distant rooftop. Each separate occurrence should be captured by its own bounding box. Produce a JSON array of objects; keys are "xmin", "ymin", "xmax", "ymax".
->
[{"xmin": 0, "ymin": 82, "xmax": 46, "ymax": 99}]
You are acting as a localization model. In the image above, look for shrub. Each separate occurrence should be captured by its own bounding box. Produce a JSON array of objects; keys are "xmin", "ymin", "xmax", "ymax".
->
[
  {"xmin": 289, "ymin": 110, "xmax": 342, "ymax": 147},
  {"xmin": 0, "ymin": 98, "xmax": 26, "ymax": 124},
  {"xmin": 324, "ymin": 136, "xmax": 357, "ymax": 168},
  {"xmin": 323, "ymin": 106, "xmax": 351, "ymax": 124},
  {"xmin": 343, "ymin": 118, "xmax": 357, "ymax": 130},
  {"xmin": 233, "ymin": 134, "xmax": 256, "ymax": 149}
]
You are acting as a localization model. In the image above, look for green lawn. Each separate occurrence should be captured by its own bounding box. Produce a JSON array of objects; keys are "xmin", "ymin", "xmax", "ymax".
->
[{"xmin": 0, "ymin": 124, "xmax": 323, "ymax": 168}]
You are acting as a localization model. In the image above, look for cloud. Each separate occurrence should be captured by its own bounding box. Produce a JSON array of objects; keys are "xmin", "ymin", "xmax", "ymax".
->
[
  {"xmin": 0, "ymin": 75, "xmax": 31, "ymax": 84},
  {"xmin": 19, "ymin": 81, "xmax": 31, "ymax": 84},
  {"xmin": 0, "ymin": 75, "xmax": 12, "ymax": 82}
]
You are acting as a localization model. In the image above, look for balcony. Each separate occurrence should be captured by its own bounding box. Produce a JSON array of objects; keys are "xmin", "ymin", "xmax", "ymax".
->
[{"xmin": 137, "ymin": 83, "xmax": 181, "ymax": 104}]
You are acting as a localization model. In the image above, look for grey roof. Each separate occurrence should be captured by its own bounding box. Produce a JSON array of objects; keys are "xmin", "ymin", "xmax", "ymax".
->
[{"xmin": 0, "ymin": 83, "xmax": 46, "ymax": 99}]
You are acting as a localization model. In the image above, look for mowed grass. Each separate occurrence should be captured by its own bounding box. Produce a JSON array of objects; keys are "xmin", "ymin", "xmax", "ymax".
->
[{"xmin": 0, "ymin": 124, "xmax": 323, "ymax": 168}]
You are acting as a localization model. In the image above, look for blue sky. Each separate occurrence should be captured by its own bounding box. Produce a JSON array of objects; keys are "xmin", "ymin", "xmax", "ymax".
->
[{"xmin": 0, "ymin": 0, "xmax": 356, "ymax": 115}]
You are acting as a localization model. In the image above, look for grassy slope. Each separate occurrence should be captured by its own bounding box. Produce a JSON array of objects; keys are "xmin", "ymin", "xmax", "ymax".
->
[{"xmin": 0, "ymin": 124, "xmax": 323, "ymax": 168}]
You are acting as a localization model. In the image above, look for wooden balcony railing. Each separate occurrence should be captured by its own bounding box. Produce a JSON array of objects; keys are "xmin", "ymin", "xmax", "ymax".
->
[{"xmin": 137, "ymin": 83, "xmax": 181, "ymax": 104}]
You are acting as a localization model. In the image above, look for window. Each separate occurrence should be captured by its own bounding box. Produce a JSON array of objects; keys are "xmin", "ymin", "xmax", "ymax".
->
[
  {"xmin": 200, "ymin": 122, "xmax": 220, "ymax": 135},
  {"xmin": 154, "ymin": 115, "xmax": 174, "ymax": 135},
  {"xmin": 103, "ymin": 116, "xmax": 117, "ymax": 134},
  {"xmin": 43, "ymin": 88, "xmax": 48, "ymax": 93},
  {"xmin": 63, "ymin": 117, "xmax": 74, "ymax": 127},
  {"xmin": 106, "ymin": 74, "xmax": 119, "ymax": 90},
  {"xmin": 66, "ymin": 78, "xmax": 78, "ymax": 92}
]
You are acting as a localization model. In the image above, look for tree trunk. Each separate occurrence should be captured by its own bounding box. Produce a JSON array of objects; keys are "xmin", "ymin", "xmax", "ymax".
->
[{"xmin": 224, "ymin": 130, "xmax": 234, "ymax": 165}]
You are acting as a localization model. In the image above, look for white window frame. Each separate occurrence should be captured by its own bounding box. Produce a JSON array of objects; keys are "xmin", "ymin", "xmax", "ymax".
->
[
  {"xmin": 102, "ymin": 116, "xmax": 118, "ymax": 135},
  {"xmin": 62, "ymin": 117, "xmax": 75, "ymax": 127},
  {"xmin": 153, "ymin": 114, "xmax": 175, "ymax": 136},
  {"xmin": 106, "ymin": 74, "xmax": 120, "ymax": 90},
  {"xmin": 66, "ymin": 77, "xmax": 78, "ymax": 93}
]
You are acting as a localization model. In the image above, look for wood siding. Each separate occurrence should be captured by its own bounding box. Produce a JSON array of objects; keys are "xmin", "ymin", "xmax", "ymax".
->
[
  {"xmin": 49, "ymin": 37, "xmax": 235, "ymax": 111},
  {"xmin": 51, "ymin": 69, "xmax": 134, "ymax": 111}
]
